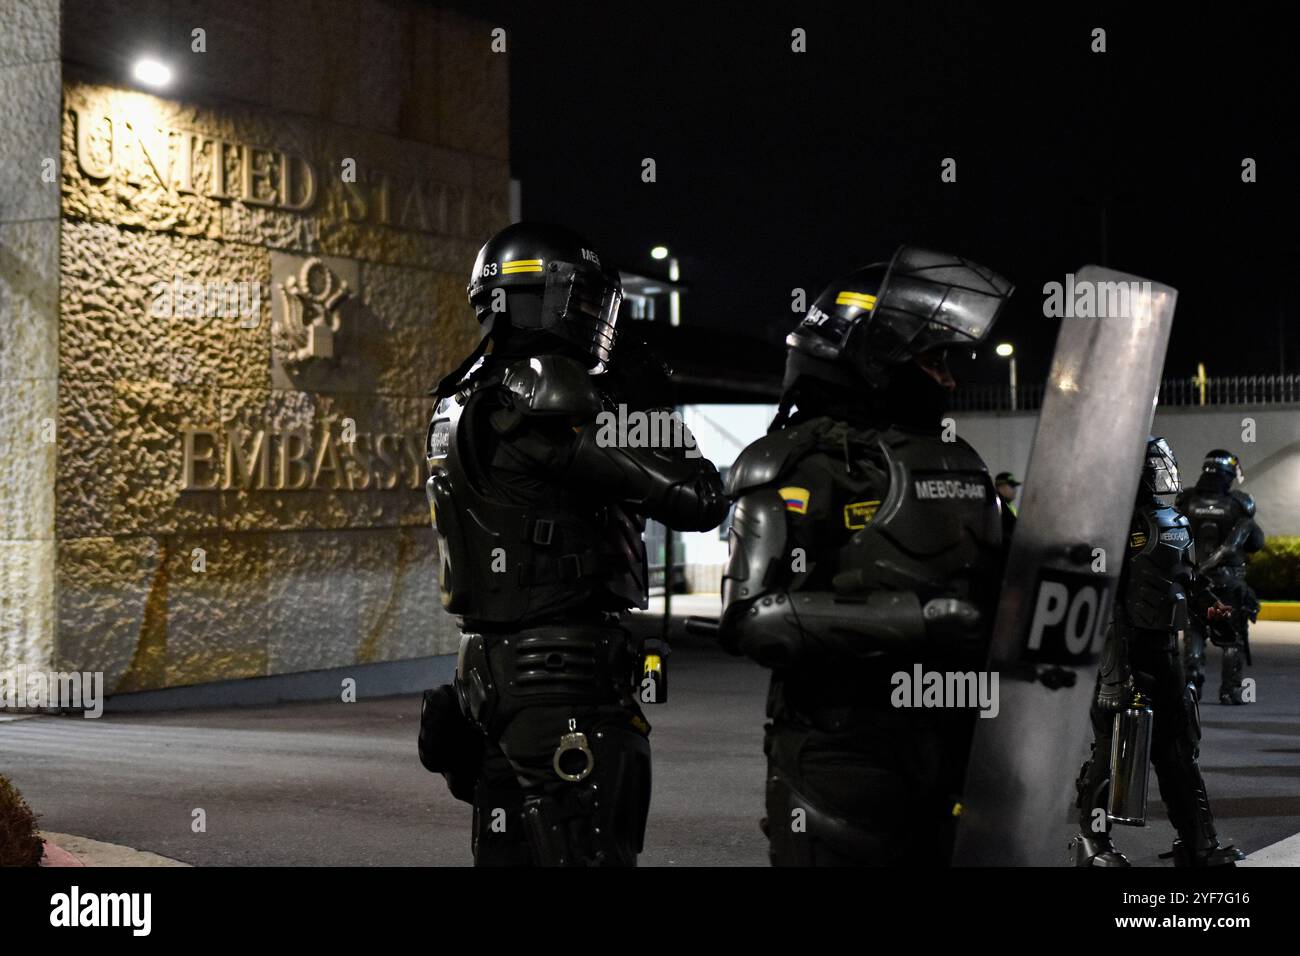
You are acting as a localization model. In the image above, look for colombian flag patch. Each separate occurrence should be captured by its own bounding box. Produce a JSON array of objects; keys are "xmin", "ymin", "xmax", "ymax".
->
[{"xmin": 780, "ymin": 486, "xmax": 811, "ymax": 515}]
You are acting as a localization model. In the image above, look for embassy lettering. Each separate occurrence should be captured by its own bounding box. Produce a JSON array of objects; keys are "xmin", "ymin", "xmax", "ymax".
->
[
  {"xmin": 181, "ymin": 423, "xmax": 425, "ymax": 492},
  {"xmin": 70, "ymin": 106, "xmax": 492, "ymax": 236}
]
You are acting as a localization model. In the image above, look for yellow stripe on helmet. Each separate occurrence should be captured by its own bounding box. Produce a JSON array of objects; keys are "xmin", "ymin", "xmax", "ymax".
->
[
  {"xmin": 835, "ymin": 291, "xmax": 877, "ymax": 310},
  {"xmin": 502, "ymin": 258, "xmax": 544, "ymax": 274}
]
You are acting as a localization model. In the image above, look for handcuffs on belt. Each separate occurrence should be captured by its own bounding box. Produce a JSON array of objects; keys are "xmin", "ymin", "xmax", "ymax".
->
[{"xmin": 552, "ymin": 717, "xmax": 595, "ymax": 782}]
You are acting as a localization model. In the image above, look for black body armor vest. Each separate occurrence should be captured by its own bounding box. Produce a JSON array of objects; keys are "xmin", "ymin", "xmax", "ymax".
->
[
  {"xmin": 837, "ymin": 430, "xmax": 1003, "ymax": 615},
  {"xmin": 1119, "ymin": 503, "xmax": 1194, "ymax": 632},
  {"xmin": 425, "ymin": 375, "xmax": 647, "ymax": 629},
  {"xmin": 1179, "ymin": 490, "xmax": 1248, "ymax": 570}
]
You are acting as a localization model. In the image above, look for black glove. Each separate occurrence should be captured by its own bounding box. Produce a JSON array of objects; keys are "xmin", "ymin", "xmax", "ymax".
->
[{"xmin": 921, "ymin": 597, "xmax": 984, "ymax": 653}]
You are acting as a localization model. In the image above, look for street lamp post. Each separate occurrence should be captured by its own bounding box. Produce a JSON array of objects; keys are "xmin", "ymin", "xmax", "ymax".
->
[
  {"xmin": 651, "ymin": 245, "xmax": 681, "ymax": 327},
  {"xmin": 668, "ymin": 257, "xmax": 681, "ymax": 327},
  {"xmin": 996, "ymin": 343, "xmax": 1017, "ymax": 410},
  {"xmin": 649, "ymin": 244, "xmax": 681, "ymax": 625}
]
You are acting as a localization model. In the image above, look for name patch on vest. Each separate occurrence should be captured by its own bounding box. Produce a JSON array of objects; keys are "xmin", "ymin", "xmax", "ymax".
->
[
  {"xmin": 844, "ymin": 500, "xmax": 881, "ymax": 529},
  {"xmin": 427, "ymin": 420, "xmax": 451, "ymax": 459},
  {"xmin": 912, "ymin": 472, "xmax": 988, "ymax": 502}
]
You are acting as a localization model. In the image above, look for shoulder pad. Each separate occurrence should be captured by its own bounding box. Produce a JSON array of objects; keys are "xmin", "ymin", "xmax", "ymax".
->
[
  {"xmin": 502, "ymin": 355, "xmax": 602, "ymax": 416},
  {"xmin": 727, "ymin": 422, "xmax": 824, "ymax": 495},
  {"xmin": 1232, "ymin": 490, "xmax": 1256, "ymax": 517}
]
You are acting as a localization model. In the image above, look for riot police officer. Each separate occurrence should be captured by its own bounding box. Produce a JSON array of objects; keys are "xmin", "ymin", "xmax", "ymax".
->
[
  {"xmin": 1072, "ymin": 437, "xmax": 1242, "ymax": 867},
  {"xmin": 994, "ymin": 471, "xmax": 1021, "ymax": 541},
  {"xmin": 1177, "ymin": 450, "xmax": 1265, "ymax": 705},
  {"xmin": 717, "ymin": 245, "xmax": 1013, "ymax": 866},
  {"xmin": 418, "ymin": 222, "xmax": 728, "ymax": 866}
]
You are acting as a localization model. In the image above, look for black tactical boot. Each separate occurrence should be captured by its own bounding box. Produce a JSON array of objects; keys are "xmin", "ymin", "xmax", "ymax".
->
[
  {"xmin": 1070, "ymin": 833, "xmax": 1131, "ymax": 867},
  {"xmin": 1168, "ymin": 838, "xmax": 1245, "ymax": 867}
]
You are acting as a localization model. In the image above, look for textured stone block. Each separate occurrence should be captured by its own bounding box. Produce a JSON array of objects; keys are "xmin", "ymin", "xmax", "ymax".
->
[
  {"xmin": 356, "ymin": 0, "xmax": 405, "ymax": 136},
  {"xmin": 263, "ymin": 529, "xmax": 365, "ymax": 673},
  {"xmin": 436, "ymin": 9, "xmax": 508, "ymax": 160},
  {"xmin": 0, "ymin": 218, "xmax": 59, "ymax": 383},
  {"xmin": 168, "ymin": 0, "xmax": 275, "ymax": 108},
  {"xmin": 353, "ymin": 525, "xmax": 457, "ymax": 661},
  {"xmin": 360, "ymin": 262, "xmax": 478, "ymax": 396},
  {"xmin": 0, "ymin": 61, "xmax": 61, "ymax": 222},
  {"xmin": 165, "ymin": 531, "xmax": 269, "ymax": 686},
  {"xmin": 0, "ymin": 0, "xmax": 59, "ymax": 69},
  {"xmin": 0, "ymin": 540, "xmax": 55, "ymax": 671},
  {"xmin": 112, "ymin": 379, "xmax": 224, "ymax": 536},
  {"xmin": 55, "ymin": 378, "xmax": 114, "ymax": 539},
  {"xmin": 266, "ymin": 0, "xmax": 361, "ymax": 126},
  {"xmin": 0, "ymin": 379, "xmax": 56, "ymax": 541},
  {"xmin": 60, "ymin": 219, "xmax": 271, "ymax": 390},
  {"xmin": 55, "ymin": 535, "xmax": 160, "ymax": 692}
]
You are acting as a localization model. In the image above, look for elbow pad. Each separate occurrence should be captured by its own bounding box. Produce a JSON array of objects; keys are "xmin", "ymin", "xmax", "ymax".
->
[
  {"xmin": 568, "ymin": 425, "xmax": 728, "ymax": 530},
  {"xmin": 725, "ymin": 590, "xmax": 929, "ymax": 669}
]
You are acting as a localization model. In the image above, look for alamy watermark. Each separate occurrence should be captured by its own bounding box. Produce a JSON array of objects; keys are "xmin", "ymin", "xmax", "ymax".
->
[
  {"xmin": 1, "ymin": 667, "xmax": 104, "ymax": 718},
  {"xmin": 1042, "ymin": 273, "xmax": 1153, "ymax": 320},
  {"xmin": 891, "ymin": 664, "xmax": 999, "ymax": 718},
  {"xmin": 50, "ymin": 886, "xmax": 151, "ymax": 936},
  {"xmin": 148, "ymin": 276, "xmax": 263, "ymax": 328},
  {"xmin": 594, "ymin": 404, "xmax": 701, "ymax": 458}
]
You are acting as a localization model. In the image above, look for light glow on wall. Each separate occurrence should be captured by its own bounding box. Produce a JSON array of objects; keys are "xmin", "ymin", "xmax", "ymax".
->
[{"xmin": 132, "ymin": 57, "xmax": 172, "ymax": 88}]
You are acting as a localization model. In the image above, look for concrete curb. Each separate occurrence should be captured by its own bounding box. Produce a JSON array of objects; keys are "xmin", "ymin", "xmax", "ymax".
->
[
  {"xmin": 103, "ymin": 654, "xmax": 457, "ymax": 713},
  {"xmin": 39, "ymin": 839, "xmax": 84, "ymax": 867},
  {"xmin": 1259, "ymin": 601, "xmax": 1300, "ymax": 622},
  {"xmin": 38, "ymin": 832, "xmax": 191, "ymax": 867}
]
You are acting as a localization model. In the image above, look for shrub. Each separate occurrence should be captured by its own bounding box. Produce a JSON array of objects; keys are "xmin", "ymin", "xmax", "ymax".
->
[
  {"xmin": 1247, "ymin": 536, "xmax": 1300, "ymax": 600},
  {"xmin": 0, "ymin": 775, "xmax": 44, "ymax": 867}
]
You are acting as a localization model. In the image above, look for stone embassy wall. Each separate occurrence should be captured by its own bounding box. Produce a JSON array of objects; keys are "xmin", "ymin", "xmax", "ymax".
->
[{"xmin": 1, "ymin": 0, "xmax": 508, "ymax": 692}]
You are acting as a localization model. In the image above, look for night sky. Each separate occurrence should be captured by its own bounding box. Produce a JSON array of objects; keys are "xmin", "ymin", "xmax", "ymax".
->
[{"xmin": 456, "ymin": 1, "xmax": 1299, "ymax": 388}]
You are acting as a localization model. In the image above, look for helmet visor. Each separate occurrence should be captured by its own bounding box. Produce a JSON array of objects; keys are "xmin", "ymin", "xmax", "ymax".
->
[
  {"xmin": 870, "ymin": 246, "xmax": 1013, "ymax": 360},
  {"xmin": 1203, "ymin": 453, "xmax": 1243, "ymax": 485},
  {"xmin": 540, "ymin": 262, "xmax": 622, "ymax": 369},
  {"xmin": 1147, "ymin": 439, "xmax": 1181, "ymax": 494}
]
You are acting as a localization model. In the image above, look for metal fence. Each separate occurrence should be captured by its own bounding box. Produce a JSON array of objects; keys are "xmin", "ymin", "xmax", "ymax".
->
[{"xmin": 951, "ymin": 374, "xmax": 1300, "ymax": 413}]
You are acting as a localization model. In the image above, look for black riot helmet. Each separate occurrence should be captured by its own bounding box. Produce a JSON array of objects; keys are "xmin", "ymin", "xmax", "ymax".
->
[
  {"xmin": 1197, "ymin": 449, "xmax": 1243, "ymax": 491},
  {"xmin": 783, "ymin": 245, "xmax": 1014, "ymax": 395},
  {"xmin": 1139, "ymin": 436, "xmax": 1182, "ymax": 501},
  {"xmin": 466, "ymin": 221, "xmax": 623, "ymax": 372}
]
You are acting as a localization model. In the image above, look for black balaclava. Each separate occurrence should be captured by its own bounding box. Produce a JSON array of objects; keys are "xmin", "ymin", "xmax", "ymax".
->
[{"xmin": 879, "ymin": 360, "xmax": 952, "ymax": 433}]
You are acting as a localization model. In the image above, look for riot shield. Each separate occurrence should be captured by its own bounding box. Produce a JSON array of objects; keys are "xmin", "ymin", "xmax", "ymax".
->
[{"xmin": 952, "ymin": 266, "xmax": 1177, "ymax": 866}]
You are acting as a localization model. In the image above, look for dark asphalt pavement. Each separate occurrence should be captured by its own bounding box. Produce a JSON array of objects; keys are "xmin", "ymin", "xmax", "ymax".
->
[{"xmin": 2, "ymin": 620, "xmax": 1297, "ymax": 866}]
